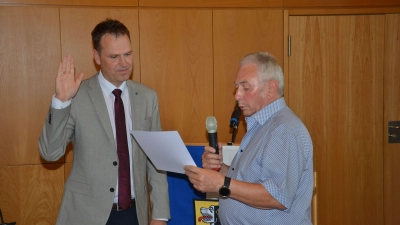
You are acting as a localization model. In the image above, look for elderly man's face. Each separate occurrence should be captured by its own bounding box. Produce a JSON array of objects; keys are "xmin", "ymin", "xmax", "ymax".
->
[{"xmin": 234, "ymin": 63, "xmax": 271, "ymax": 117}]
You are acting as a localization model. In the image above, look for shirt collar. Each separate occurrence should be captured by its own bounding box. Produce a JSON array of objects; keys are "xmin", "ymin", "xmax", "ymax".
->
[
  {"xmin": 245, "ymin": 97, "xmax": 287, "ymax": 127},
  {"xmin": 98, "ymin": 71, "xmax": 127, "ymax": 95}
]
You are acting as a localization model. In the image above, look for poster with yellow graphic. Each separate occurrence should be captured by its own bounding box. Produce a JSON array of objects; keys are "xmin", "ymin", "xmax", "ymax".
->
[{"xmin": 193, "ymin": 199, "xmax": 220, "ymax": 225}]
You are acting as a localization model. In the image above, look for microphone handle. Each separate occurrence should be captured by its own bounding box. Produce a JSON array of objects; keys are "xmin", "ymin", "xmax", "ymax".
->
[
  {"xmin": 208, "ymin": 132, "xmax": 219, "ymax": 154},
  {"xmin": 231, "ymin": 127, "xmax": 238, "ymax": 143}
]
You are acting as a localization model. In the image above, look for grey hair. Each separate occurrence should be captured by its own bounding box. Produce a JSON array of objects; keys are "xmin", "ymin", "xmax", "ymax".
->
[{"xmin": 239, "ymin": 52, "xmax": 284, "ymax": 96}]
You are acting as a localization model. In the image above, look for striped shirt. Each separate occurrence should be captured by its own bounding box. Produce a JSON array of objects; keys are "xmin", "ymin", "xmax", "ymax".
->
[{"xmin": 219, "ymin": 97, "xmax": 313, "ymax": 225}]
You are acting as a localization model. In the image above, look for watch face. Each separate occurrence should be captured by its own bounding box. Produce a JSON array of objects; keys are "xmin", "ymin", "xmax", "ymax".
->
[{"xmin": 219, "ymin": 187, "xmax": 231, "ymax": 198}]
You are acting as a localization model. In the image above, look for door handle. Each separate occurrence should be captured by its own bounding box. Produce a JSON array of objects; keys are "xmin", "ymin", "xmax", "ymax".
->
[{"xmin": 388, "ymin": 121, "xmax": 400, "ymax": 143}]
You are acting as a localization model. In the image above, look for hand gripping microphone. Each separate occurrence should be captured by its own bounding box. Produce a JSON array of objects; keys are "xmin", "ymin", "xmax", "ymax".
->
[{"xmin": 206, "ymin": 116, "xmax": 219, "ymax": 154}]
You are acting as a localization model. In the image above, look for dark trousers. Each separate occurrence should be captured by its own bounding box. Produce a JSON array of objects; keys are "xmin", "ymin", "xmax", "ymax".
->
[{"xmin": 106, "ymin": 206, "xmax": 139, "ymax": 225}]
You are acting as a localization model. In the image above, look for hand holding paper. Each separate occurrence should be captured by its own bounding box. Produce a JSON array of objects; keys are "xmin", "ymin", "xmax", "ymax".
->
[{"xmin": 130, "ymin": 130, "xmax": 196, "ymax": 174}]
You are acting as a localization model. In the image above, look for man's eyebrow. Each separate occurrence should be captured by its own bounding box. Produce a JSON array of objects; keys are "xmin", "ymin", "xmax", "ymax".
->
[{"xmin": 234, "ymin": 81, "xmax": 249, "ymax": 86}]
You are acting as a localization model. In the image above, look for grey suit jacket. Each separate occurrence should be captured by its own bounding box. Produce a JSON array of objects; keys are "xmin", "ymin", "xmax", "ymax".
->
[{"xmin": 39, "ymin": 74, "xmax": 170, "ymax": 225}]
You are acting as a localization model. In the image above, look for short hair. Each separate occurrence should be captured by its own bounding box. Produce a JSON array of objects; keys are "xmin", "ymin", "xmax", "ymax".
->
[
  {"xmin": 91, "ymin": 18, "xmax": 131, "ymax": 53},
  {"xmin": 239, "ymin": 52, "xmax": 284, "ymax": 96}
]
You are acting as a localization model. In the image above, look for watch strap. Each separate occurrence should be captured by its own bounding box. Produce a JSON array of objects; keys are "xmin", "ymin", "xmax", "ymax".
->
[{"xmin": 224, "ymin": 176, "xmax": 231, "ymax": 188}]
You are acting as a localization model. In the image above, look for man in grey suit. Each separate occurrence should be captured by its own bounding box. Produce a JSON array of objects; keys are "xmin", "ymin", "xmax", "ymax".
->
[{"xmin": 39, "ymin": 18, "xmax": 170, "ymax": 225}]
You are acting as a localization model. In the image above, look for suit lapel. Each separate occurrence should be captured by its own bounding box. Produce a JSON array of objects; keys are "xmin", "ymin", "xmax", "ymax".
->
[
  {"xmin": 87, "ymin": 75, "xmax": 116, "ymax": 149},
  {"xmin": 127, "ymin": 81, "xmax": 142, "ymax": 131},
  {"xmin": 128, "ymin": 81, "xmax": 142, "ymax": 158}
]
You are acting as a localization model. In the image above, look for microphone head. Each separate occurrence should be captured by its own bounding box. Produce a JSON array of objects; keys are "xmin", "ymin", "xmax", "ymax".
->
[
  {"xmin": 206, "ymin": 116, "xmax": 218, "ymax": 133},
  {"xmin": 229, "ymin": 104, "xmax": 241, "ymax": 128}
]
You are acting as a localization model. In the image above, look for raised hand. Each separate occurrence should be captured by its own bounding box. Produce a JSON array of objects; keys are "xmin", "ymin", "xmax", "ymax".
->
[{"xmin": 55, "ymin": 54, "xmax": 84, "ymax": 102}]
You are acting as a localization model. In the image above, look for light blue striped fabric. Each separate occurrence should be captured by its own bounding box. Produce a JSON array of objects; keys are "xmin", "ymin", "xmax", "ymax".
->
[{"xmin": 219, "ymin": 97, "xmax": 313, "ymax": 225}]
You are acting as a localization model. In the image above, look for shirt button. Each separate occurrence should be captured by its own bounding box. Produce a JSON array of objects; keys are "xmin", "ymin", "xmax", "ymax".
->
[
  {"xmin": 231, "ymin": 168, "xmax": 234, "ymax": 170},
  {"xmin": 110, "ymin": 188, "xmax": 115, "ymax": 192},
  {"xmin": 113, "ymin": 161, "xmax": 118, "ymax": 166}
]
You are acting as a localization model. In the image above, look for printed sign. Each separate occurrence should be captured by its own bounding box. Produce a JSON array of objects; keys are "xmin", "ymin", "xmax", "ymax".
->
[{"xmin": 193, "ymin": 199, "xmax": 221, "ymax": 225}]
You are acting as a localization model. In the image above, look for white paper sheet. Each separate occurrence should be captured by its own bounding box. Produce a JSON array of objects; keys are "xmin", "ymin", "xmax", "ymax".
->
[{"xmin": 130, "ymin": 130, "xmax": 196, "ymax": 174}]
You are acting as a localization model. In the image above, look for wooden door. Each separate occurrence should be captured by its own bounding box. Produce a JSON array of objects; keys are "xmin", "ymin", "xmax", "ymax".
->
[
  {"xmin": 288, "ymin": 15, "xmax": 384, "ymax": 225},
  {"xmin": 384, "ymin": 13, "xmax": 400, "ymax": 225}
]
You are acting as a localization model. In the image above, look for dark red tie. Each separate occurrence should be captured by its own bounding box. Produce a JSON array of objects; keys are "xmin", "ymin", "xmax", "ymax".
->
[{"xmin": 112, "ymin": 89, "xmax": 131, "ymax": 210}]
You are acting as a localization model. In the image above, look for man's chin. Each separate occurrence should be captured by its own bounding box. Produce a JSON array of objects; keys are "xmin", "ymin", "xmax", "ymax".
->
[{"xmin": 120, "ymin": 73, "xmax": 132, "ymax": 80}]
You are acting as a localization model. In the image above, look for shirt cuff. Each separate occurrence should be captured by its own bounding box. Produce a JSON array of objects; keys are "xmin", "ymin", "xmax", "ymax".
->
[{"xmin": 52, "ymin": 94, "xmax": 72, "ymax": 109}]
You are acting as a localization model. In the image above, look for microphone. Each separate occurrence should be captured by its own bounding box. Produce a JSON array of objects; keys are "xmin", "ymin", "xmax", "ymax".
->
[
  {"xmin": 206, "ymin": 116, "xmax": 219, "ymax": 154},
  {"xmin": 229, "ymin": 103, "xmax": 241, "ymax": 129},
  {"xmin": 228, "ymin": 103, "xmax": 241, "ymax": 145}
]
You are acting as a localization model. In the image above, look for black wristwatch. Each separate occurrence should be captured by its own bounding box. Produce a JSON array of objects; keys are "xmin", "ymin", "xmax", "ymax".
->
[{"xmin": 218, "ymin": 176, "xmax": 231, "ymax": 198}]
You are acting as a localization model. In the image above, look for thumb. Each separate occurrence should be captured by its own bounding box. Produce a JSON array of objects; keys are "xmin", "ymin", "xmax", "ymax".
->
[{"xmin": 76, "ymin": 72, "xmax": 84, "ymax": 84}]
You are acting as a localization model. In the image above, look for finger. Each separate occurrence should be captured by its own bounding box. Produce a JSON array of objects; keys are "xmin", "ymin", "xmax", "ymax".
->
[
  {"xmin": 69, "ymin": 54, "xmax": 75, "ymax": 75},
  {"xmin": 204, "ymin": 146, "xmax": 216, "ymax": 154},
  {"xmin": 185, "ymin": 165, "xmax": 199, "ymax": 172},
  {"xmin": 59, "ymin": 55, "xmax": 68, "ymax": 76},
  {"xmin": 62, "ymin": 55, "xmax": 68, "ymax": 72},
  {"xmin": 58, "ymin": 62, "xmax": 63, "ymax": 76},
  {"xmin": 76, "ymin": 72, "xmax": 84, "ymax": 84},
  {"xmin": 66, "ymin": 54, "xmax": 72, "ymax": 74}
]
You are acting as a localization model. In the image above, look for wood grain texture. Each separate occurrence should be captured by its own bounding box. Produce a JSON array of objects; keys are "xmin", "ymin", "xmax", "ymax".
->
[
  {"xmin": 0, "ymin": 164, "xmax": 64, "ymax": 225},
  {"xmin": 0, "ymin": 0, "xmax": 138, "ymax": 6},
  {"xmin": 213, "ymin": 9, "xmax": 283, "ymax": 144},
  {"xmin": 2, "ymin": 0, "xmax": 400, "ymax": 7},
  {"xmin": 0, "ymin": 6, "xmax": 61, "ymax": 166},
  {"xmin": 383, "ymin": 13, "xmax": 400, "ymax": 225},
  {"xmin": 288, "ymin": 7, "xmax": 400, "ymax": 16},
  {"xmin": 139, "ymin": 9, "xmax": 213, "ymax": 143},
  {"xmin": 284, "ymin": 0, "xmax": 400, "ymax": 7},
  {"xmin": 139, "ymin": 0, "xmax": 282, "ymax": 7},
  {"xmin": 288, "ymin": 15, "xmax": 384, "ymax": 225}
]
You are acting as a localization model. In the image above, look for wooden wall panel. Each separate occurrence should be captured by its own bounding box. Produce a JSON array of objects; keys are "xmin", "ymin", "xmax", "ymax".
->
[
  {"xmin": 288, "ymin": 15, "xmax": 384, "ymax": 225},
  {"xmin": 139, "ymin": 0, "xmax": 282, "ymax": 7},
  {"xmin": 0, "ymin": 164, "xmax": 64, "ymax": 225},
  {"xmin": 384, "ymin": 13, "xmax": 400, "ymax": 225},
  {"xmin": 284, "ymin": 0, "xmax": 400, "ymax": 7},
  {"xmin": 0, "ymin": 0, "xmax": 138, "ymax": 6},
  {"xmin": 2, "ymin": 0, "xmax": 400, "ymax": 8},
  {"xmin": 60, "ymin": 8, "xmax": 140, "ymax": 162},
  {"xmin": 213, "ymin": 9, "xmax": 283, "ymax": 144},
  {"xmin": 139, "ymin": 9, "xmax": 213, "ymax": 143},
  {"xmin": 0, "ymin": 6, "xmax": 61, "ymax": 166}
]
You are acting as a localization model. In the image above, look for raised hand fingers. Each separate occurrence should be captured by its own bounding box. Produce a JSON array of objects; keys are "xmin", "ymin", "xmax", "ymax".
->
[
  {"xmin": 58, "ymin": 54, "xmax": 74, "ymax": 77},
  {"xmin": 55, "ymin": 54, "xmax": 83, "ymax": 102}
]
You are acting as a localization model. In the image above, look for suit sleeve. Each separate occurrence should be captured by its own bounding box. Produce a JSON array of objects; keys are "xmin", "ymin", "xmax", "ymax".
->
[
  {"xmin": 145, "ymin": 92, "xmax": 171, "ymax": 219},
  {"xmin": 38, "ymin": 105, "xmax": 75, "ymax": 161}
]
